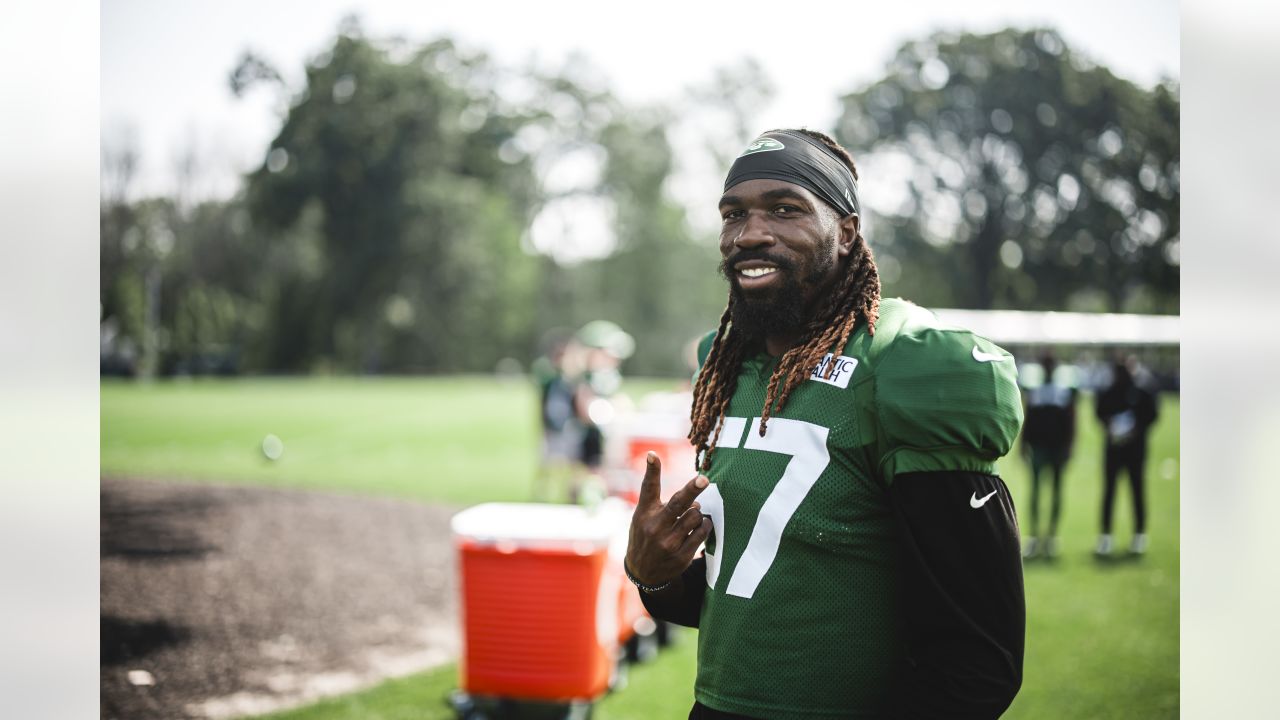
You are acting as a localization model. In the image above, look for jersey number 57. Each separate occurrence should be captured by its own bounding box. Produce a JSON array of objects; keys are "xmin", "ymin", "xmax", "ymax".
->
[{"xmin": 698, "ymin": 417, "xmax": 830, "ymax": 599}]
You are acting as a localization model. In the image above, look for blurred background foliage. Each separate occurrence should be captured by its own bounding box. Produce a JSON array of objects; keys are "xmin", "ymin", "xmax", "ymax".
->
[
  {"xmin": 100, "ymin": 23, "xmax": 1178, "ymax": 379},
  {"xmin": 837, "ymin": 28, "xmax": 1179, "ymax": 314}
]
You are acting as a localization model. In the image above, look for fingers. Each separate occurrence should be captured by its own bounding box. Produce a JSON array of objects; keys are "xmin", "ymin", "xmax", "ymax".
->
[
  {"xmin": 673, "ymin": 502, "xmax": 705, "ymax": 536},
  {"xmin": 679, "ymin": 515, "xmax": 713, "ymax": 555},
  {"xmin": 636, "ymin": 451, "xmax": 662, "ymax": 507},
  {"xmin": 664, "ymin": 473, "xmax": 709, "ymax": 517},
  {"xmin": 627, "ymin": 468, "xmax": 712, "ymax": 586}
]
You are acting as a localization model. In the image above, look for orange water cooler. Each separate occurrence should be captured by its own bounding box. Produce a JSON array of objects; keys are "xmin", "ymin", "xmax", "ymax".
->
[
  {"xmin": 450, "ymin": 500, "xmax": 644, "ymax": 717},
  {"xmin": 615, "ymin": 436, "xmax": 697, "ymax": 504},
  {"xmin": 605, "ymin": 406, "xmax": 697, "ymax": 505}
]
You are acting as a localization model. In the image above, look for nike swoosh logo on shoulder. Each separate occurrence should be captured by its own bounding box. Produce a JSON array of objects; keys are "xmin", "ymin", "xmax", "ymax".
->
[
  {"xmin": 970, "ymin": 490, "xmax": 998, "ymax": 508},
  {"xmin": 972, "ymin": 346, "xmax": 1006, "ymax": 363}
]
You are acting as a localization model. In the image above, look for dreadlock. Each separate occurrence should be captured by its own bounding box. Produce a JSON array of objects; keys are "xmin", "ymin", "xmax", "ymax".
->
[{"xmin": 688, "ymin": 129, "xmax": 881, "ymax": 471}]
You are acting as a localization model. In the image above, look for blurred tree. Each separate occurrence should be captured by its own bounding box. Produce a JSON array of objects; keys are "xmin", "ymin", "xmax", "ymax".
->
[
  {"xmin": 835, "ymin": 28, "xmax": 1179, "ymax": 312},
  {"xmin": 229, "ymin": 50, "xmax": 285, "ymax": 98},
  {"xmin": 577, "ymin": 111, "xmax": 723, "ymax": 376},
  {"xmin": 100, "ymin": 139, "xmax": 138, "ymax": 329},
  {"xmin": 687, "ymin": 58, "xmax": 776, "ymax": 172},
  {"xmin": 566, "ymin": 58, "xmax": 779, "ymax": 376},
  {"xmin": 99, "ymin": 197, "xmax": 175, "ymax": 378},
  {"xmin": 100, "ymin": 192, "xmax": 261, "ymax": 376},
  {"xmin": 240, "ymin": 25, "xmax": 546, "ymax": 372},
  {"xmin": 157, "ymin": 196, "xmax": 269, "ymax": 374}
]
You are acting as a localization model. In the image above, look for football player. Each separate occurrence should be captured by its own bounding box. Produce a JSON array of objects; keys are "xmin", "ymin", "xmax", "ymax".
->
[{"xmin": 625, "ymin": 129, "xmax": 1025, "ymax": 719}]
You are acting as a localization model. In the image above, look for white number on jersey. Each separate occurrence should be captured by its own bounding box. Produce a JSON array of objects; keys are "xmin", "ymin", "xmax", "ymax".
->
[{"xmin": 699, "ymin": 416, "xmax": 831, "ymax": 599}]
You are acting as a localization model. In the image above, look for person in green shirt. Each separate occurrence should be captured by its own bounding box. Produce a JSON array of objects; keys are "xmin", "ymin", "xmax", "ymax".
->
[{"xmin": 625, "ymin": 129, "xmax": 1025, "ymax": 719}]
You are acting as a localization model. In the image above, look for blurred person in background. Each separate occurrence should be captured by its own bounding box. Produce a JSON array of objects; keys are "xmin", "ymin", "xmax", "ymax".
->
[
  {"xmin": 1094, "ymin": 355, "xmax": 1160, "ymax": 556},
  {"xmin": 531, "ymin": 329, "xmax": 585, "ymax": 502},
  {"xmin": 1020, "ymin": 353, "xmax": 1078, "ymax": 559},
  {"xmin": 625, "ymin": 129, "xmax": 1025, "ymax": 719},
  {"xmin": 571, "ymin": 320, "xmax": 635, "ymax": 505}
]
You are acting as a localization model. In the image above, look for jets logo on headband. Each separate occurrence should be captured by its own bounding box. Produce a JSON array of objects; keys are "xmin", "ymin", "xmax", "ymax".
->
[{"xmin": 740, "ymin": 137, "xmax": 785, "ymax": 156}]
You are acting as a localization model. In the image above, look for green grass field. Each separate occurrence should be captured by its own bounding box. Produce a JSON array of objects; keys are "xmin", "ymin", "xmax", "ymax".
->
[
  {"xmin": 102, "ymin": 377, "xmax": 678, "ymax": 506},
  {"xmin": 102, "ymin": 377, "xmax": 1178, "ymax": 719}
]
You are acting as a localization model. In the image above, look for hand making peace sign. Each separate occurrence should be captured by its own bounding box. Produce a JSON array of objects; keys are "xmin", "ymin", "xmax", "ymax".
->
[{"xmin": 625, "ymin": 452, "xmax": 713, "ymax": 588}]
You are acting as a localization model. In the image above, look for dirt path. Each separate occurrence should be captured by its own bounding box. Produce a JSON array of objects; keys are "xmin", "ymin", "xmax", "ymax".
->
[{"xmin": 101, "ymin": 477, "xmax": 462, "ymax": 719}]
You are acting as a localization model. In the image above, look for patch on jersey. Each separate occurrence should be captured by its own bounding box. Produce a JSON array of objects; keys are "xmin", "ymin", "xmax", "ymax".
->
[{"xmin": 808, "ymin": 354, "xmax": 858, "ymax": 389}]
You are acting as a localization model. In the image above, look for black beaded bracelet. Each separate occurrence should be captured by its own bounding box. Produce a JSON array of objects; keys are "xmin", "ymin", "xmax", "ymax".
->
[{"xmin": 623, "ymin": 560, "xmax": 672, "ymax": 594}]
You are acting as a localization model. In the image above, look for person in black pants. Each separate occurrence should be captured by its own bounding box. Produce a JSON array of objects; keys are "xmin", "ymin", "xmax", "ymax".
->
[
  {"xmin": 1094, "ymin": 356, "xmax": 1159, "ymax": 556},
  {"xmin": 1021, "ymin": 353, "xmax": 1077, "ymax": 559}
]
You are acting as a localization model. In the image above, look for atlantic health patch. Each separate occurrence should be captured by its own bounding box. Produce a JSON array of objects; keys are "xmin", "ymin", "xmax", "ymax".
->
[{"xmin": 808, "ymin": 353, "xmax": 857, "ymax": 389}]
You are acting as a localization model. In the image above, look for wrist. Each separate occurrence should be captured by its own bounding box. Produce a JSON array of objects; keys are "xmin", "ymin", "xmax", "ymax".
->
[{"xmin": 623, "ymin": 559, "xmax": 673, "ymax": 594}]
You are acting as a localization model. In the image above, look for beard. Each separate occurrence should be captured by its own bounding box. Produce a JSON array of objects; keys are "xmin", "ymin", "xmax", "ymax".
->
[{"xmin": 719, "ymin": 236, "xmax": 837, "ymax": 341}]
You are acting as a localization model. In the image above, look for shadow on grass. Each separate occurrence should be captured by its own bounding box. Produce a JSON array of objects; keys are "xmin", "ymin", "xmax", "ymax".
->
[
  {"xmin": 1020, "ymin": 550, "xmax": 1148, "ymax": 570},
  {"xmin": 1091, "ymin": 551, "xmax": 1148, "ymax": 570}
]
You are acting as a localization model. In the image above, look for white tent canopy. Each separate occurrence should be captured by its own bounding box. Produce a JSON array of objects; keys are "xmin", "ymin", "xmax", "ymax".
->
[{"xmin": 932, "ymin": 309, "xmax": 1180, "ymax": 346}]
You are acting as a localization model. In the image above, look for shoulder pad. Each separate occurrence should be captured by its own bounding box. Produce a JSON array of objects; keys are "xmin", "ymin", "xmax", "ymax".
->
[
  {"xmin": 849, "ymin": 298, "xmax": 938, "ymax": 364},
  {"xmin": 873, "ymin": 309, "xmax": 1024, "ymax": 480}
]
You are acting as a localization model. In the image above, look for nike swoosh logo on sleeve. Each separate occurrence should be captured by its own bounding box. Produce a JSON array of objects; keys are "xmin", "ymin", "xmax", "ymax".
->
[{"xmin": 970, "ymin": 490, "xmax": 998, "ymax": 508}]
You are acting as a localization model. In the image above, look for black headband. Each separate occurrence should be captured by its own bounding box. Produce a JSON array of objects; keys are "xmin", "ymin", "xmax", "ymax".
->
[{"xmin": 723, "ymin": 130, "xmax": 860, "ymax": 218}]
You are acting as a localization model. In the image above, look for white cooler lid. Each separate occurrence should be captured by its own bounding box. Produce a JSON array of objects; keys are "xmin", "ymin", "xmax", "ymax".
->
[{"xmin": 451, "ymin": 500, "xmax": 632, "ymax": 549}]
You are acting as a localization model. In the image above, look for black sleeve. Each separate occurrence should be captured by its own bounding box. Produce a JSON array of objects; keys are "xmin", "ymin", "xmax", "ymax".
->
[
  {"xmin": 890, "ymin": 470, "xmax": 1025, "ymax": 719},
  {"xmin": 637, "ymin": 555, "xmax": 707, "ymax": 628},
  {"xmin": 1140, "ymin": 388, "xmax": 1160, "ymax": 429}
]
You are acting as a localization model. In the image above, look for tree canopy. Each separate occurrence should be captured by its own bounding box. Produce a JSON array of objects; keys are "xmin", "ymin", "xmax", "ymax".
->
[{"xmin": 836, "ymin": 28, "xmax": 1178, "ymax": 313}]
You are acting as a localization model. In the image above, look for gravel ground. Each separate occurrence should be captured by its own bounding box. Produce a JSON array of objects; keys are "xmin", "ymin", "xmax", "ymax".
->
[{"xmin": 101, "ymin": 477, "xmax": 462, "ymax": 719}]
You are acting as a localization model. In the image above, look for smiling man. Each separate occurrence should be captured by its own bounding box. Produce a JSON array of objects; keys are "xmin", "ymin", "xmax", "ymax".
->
[{"xmin": 625, "ymin": 129, "xmax": 1026, "ymax": 719}]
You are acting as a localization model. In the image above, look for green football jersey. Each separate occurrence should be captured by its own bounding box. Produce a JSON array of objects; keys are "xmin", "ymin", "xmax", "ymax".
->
[{"xmin": 690, "ymin": 298, "xmax": 1023, "ymax": 719}]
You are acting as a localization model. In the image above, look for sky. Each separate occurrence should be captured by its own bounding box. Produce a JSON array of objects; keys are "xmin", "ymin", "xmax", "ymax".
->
[{"xmin": 103, "ymin": 0, "xmax": 1179, "ymax": 205}]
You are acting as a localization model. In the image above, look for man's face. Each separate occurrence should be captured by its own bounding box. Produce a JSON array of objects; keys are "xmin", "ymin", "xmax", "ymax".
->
[{"xmin": 717, "ymin": 179, "xmax": 853, "ymax": 339}]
